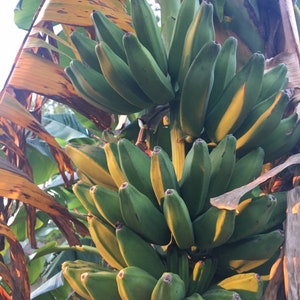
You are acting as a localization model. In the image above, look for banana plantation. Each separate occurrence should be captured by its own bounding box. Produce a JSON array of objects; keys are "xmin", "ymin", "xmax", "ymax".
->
[{"xmin": 1, "ymin": 0, "xmax": 300, "ymax": 299}]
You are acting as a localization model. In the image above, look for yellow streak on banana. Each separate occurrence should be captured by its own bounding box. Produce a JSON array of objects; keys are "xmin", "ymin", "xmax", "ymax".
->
[
  {"xmin": 236, "ymin": 92, "xmax": 283, "ymax": 149},
  {"xmin": 104, "ymin": 142, "xmax": 126, "ymax": 188},
  {"xmin": 215, "ymin": 84, "xmax": 246, "ymax": 141}
]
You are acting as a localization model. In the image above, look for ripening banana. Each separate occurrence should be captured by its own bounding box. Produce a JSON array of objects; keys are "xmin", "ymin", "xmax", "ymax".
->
[
  {"xmin": 116, "ymin": 266, "xmax": 157, "ymax": 300},
  {"xmin": 151, "ymin": 272, "xmax": 186, "ymax": 300},
  {"xmin": 179, "ymin": 41, "xmax": 221, "ymax": 138},
  {"xmin": 130, "ymin": 0, "xmax": 168, "ymax": 74},
  {"xmin": 150, "ymin": 145, "xmax": 179, "ymax": 206}
]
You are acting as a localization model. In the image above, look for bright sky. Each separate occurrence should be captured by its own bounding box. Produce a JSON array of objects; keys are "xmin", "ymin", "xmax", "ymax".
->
[{"xmin": 0, "ymin": 1, "xmax": 26, "ymax": 90}]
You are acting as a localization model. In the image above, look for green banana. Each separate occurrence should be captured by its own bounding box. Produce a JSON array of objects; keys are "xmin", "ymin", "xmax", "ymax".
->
[
  {"xmin": 227, "ymin": 194, "xmax": 277, "ymax": 243},
  {"xmin": 185, "ymin": 293, "xmax": 205, "ymax": 300},
  {"xmin": 214, "ymin": 230, "xmax": 285, "ymax": 276},
  {"xmin": 116, "ymin": 266, "xmax": 157, "ymax": 300},
  {"xmin": 257, "ymin": 63, "xmax": 288, "ymax": 103},
  {"xmin": 188, "ymin": 258, "xmax": 217, "ymax": 296},
  {"xmin": 163, "ymin": 189, "xmax": 195, "ymax": 249},
  {"xmin": 180, "ymin": 41, "xmax": 221, "ymax": 138},
  {"xmin": 89, "ymin": 184, "xmax": 124, "ymax": 227},
  {"xmin": 95, "ymin": 41, "xmax": 154, "ymax": 109},
  {"xmin": 202, "ymin": 288, "xmax": 241, "ymax": 300},
  {"xmin": 75, "ymin": 168, "xmax": 96, "ymax": 186},
  {"xmin": 193, "ymin": 206, "xmax": 236, "ymax": 252},
  {"xmin": 210, "ymin": 0, "xmax": 226, "ymax": 22},
  {"xmin": 65, "ymin": 65, "xmax": 122, "ymax": 115},
  {"xmin": 235, "ymin": 91, "xmax": 289, "ymax": 152},
  {"xmin": 259, "ymin": 191, "xmax": 287, "ymax": 233},
  {"xmin": 70, "ymin": 31, "xmax": 101, "ymax": 73},
  {"xmin": 68, "ymin": 59, "xmax": 141, "ymax": 114},
  {"xmin": 65, "ymin": 143, "xmax": 116, "ymax": 190},
  {"xmin": 61, "ymin": 260, "xmax": 107, "ymax": 299},
  {"xmin": 223, "ymin": 0, "xmax": 265, "ymax": 52},
  {"xmin": 205, "ymin": 53, "xmax": 265, "ymax": 143},
  {"xmin": 151, "ymin": 272, "xmax": 186, "ymax": 300},
  {"xmin": 207, "ymin": 36, "xmax": 237, "ymax": 112},
  {"xmin": 87, "ymin": 215, "xmax": 127, "ymax": 270},
  {"xmin": 177, "ymin": 1, "xmax": 215, "ymax": 87},
  {"xmin": 180, "ymin": 138, "xmax": 211, "ymax": 219},
  {"xmin": 123, "ymin": 32, "xmax": 175, "ymax": 105},
  {"xmin": 116, "ymin": 223, "xmax": 166, "ymax": 279},
  {"xmin": 119, "ymin": 182, "xmax": 171, "ymax": 245},
  {"xmin": 206, "ymin": 135, "xmax": 236, "ymax": 200},
  {"xmin": 103, "ymin": 142, "xmax": 127, "ymax": 188},
  {"xmin": 72, "ymin": 180, "xmax": 103, "ymax": 219},
  {"xmin": 215, "ymin": 272, "xmax": 264, "ymax": 300},
  {"xmin": 159, "ymin": 0, "xmax": 180, "ymax": 52},
  {"xmin": 91, "ymin": 10, "xmax": 127, "ymax": 61},
  {"xmin": 130, "ymin": 0, "xmax": 168, "ymax": 74},
  {"xmin": 168, "ymin": 0, "xmax": 199, "ymax": 82},
  {"xmin": 117, "ymin": 138, "xmax": 156, "ymax": 203},
  {"xmin": 259, "ymin": 112, "xmax": 300, "ymax": 162},
  {"xmin": 81, "ymin": 270, "xmax": 120, "ymax": 300},
  {"xmin": 226, "ymin": 147, "xmax": 265, "ymax": 191},
  {"xmin": 150, "ymin": 145, "xmax": 179, "ymax": 206}
]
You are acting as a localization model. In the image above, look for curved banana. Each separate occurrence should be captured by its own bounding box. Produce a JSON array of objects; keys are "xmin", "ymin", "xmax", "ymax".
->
[
  {"xmin": 228, "ymin": 194, "xmax": 277, "ymax": 243},
  {"xmin": 205, "ymin": 53, "xmax": 265, "ymax": 143},
  {"xmin": 116, "ymin": 223, "xmax": 166, "ymax": 279},
  {"xmin": 119, "ymin": 182, "xmax": 171, "ymax": 245},
  {"xmin": 70, "ymin": 31, "xmax": 101, "ymax": 72},
  {"xmin": 151, "ymin": 272, "xmax": 186, "ymax": 300},
  {"xmin": 202, "ymin": 288, "xmax": 241, "ymax": 300},
  {"xmin": 87, "ymin": 215, "xmax": 127, "ymax": 270},
  {"xmin": 81, "ymin": 270, "xmax": 120, "ymax": 300},
  {"xmin": 177, "ymin": 1, "xmax": 215, "ymax": 87},
  {"xmin": 168, "ymin": 0, "xmax": 199, "ymax": 82},
  {"xmin": 103, "ymin": 142, "xmax": 127, "ymax": 188},
  {"xmin": 130, "ymin": 0, "xmax": 168, "ymax": 74},
  {"xmin": 123, "ymin": 32, "xmax": 175, "ymax": 105},
  {"xmin": 180, "ymin": 138, "xmax": 211, "ymax": 219},
  {"xmin": 65, "ymin": 142, "xmax": 116, "ymax": 190},
  {"xmin": 207, "ymin": 135, "xmax": 237, "ymax": 201},
  {"xmin": 117, "ymin": 266, "xmax": 157, "ymax": 300},
  {"xmin": 207, "ymin": 37, "xmax": 238, "ymax": 112},
  {"xmin": 117, "ymin": 138, "xmax": 156, "ymax": 204},
  {"xmin": 215, "ymin": 273, "xmax": 264, "ymax": 300},
  {"xmin": 89, "ymin": 184, "xmax": 124, "ymax": 227},
  {"xmin": 188, "ymin": 258, "xmax": 217, "ymax": 296},
  {"xmin": 68, "ymin": 59, "xmax": 141, "ymax": 114},
  {"xmin": 192, "ymin": 206, "xmax": 236, "ymax": 252},
  {"xmin": 163, "ymin": 189, "xmax": 195, "ymax": 249},
  {"xmin": 180, "ymin": 41, "xmax": 221, "ymax": 138},
  {"xmin": 227, "ymin": 147, "xmax": 265, "ymax": 191},
  {"xmin": 214, "ymin": 230, "xmax": 284, "ymax": 277},
  {"xmin": 257, "ymin": 63, "xmax": 288, "ymax": 103},
  {"xmin": 235, "ymin": 91, "xmax": 289, "ymax": 153},
  {"xmin": 150, "ymin": 145, "xmax": 179, "ymax": 206},
  {"xmin": 91, "ymin": 10, "xmax": 127, "ymax": 61},
  {"xmin": 95, "ymin": 41, "xmax": 154, "ymax": 109}
]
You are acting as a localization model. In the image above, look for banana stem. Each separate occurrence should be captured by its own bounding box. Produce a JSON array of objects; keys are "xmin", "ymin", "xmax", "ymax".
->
[{"xmin": 169, "ymin": 101, "xmax": 185, "ymax": 181}]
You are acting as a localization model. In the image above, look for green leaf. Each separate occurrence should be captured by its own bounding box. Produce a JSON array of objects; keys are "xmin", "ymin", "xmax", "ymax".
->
[{"xmin": 14, "ymin": 0, "xmax": 43, "ymax": 30}]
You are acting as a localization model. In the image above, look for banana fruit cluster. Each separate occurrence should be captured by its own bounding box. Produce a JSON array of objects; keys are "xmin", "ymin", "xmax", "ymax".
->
[
  {"xmin": 64, "ymin": 136, "xmax": 286, "ymax": 299},
  {"xmin": 65, "ymin": 0, "xmax": 300, "ymax": 163},
  {"xmin": 62, "ymin": 0, "xmax": 295, "ymax": 298}
]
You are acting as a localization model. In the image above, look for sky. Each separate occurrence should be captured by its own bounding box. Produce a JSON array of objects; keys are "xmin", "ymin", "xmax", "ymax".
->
[{"xmin": 0, "ymin": 1, "xmax": 27, "ymax": 90}]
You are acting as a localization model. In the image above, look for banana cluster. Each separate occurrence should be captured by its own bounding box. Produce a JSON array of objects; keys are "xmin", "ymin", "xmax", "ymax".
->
[
  {"xmin": 65, "ymin": 0, "xmax": 300, "ymax": 163},
  {"xmin": 64, "ymin": 136, "xmax": 286, "ymax": 299}
]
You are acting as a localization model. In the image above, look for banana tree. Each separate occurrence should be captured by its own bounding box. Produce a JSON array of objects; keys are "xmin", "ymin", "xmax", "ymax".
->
[{"xmin": 0, "ymin": 0, "xmax": 300, "ymax": 299}]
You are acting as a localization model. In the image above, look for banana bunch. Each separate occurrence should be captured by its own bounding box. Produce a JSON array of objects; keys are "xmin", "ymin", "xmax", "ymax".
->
[
  {"xmin": 63, "ymin": 136, "xmax": 286, "ymax": 299},
  {"xmin": 61, "ymin": 0, "xmax": 294, "ymax": 298},
  {"xmin": 66, "ymin": 0, "xmax": 175, "ymax": 116}
]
